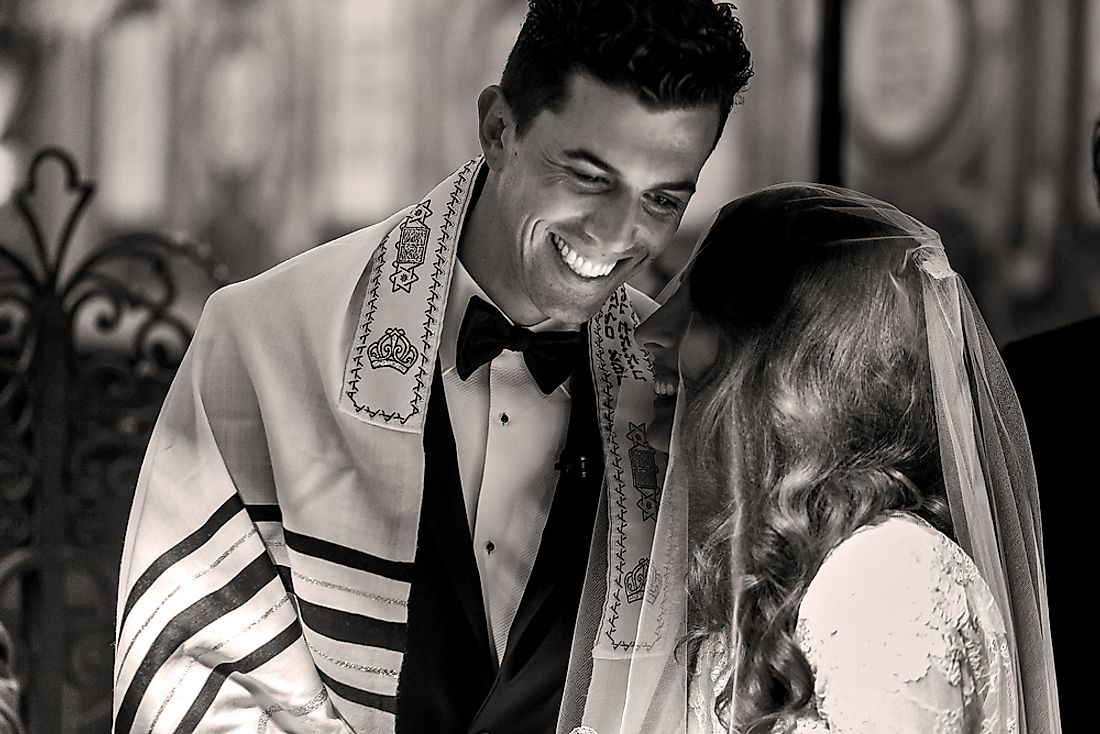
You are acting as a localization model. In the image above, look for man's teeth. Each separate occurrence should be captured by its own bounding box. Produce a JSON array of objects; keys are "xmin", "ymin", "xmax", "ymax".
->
[{"xmin": 551, "ymin": 233, "xmax": 615, "ymax": 279}]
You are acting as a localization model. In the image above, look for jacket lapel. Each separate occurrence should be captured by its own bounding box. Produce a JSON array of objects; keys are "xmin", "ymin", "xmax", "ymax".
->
[
  {"xmin": 502, "ymin": 338, "xmax": 604, "ymax": 656},
  {"xmin": 421, "ymin": 362, "xmax": 493, "ymax": 655}
]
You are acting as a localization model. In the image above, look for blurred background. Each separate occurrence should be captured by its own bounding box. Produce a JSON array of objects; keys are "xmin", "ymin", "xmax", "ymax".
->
[{"xmin": 0, "ymin": 0, "xmax": 1097, "ymax": 732}]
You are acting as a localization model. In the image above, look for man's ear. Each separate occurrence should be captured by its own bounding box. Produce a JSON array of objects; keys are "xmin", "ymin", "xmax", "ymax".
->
[{"xmin": 478, "ymin": 85, "xmax": 514, "ymax": 171}]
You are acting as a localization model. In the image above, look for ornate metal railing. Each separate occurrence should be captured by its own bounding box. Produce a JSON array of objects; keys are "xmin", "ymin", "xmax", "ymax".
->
[{"xmin": 0, "ymin": 148, "xmax": 226, "ymax": 733}]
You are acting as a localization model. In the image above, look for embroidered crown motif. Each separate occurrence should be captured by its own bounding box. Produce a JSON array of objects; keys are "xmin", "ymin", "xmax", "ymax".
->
[
  {"xmin": 390, "ymin": 200, "xmax": 433, "ymax": 293},
  {"xmin": 625, "ymin": 557, "xmax": 650, "ymax": 604},
  {"xmin": 367, "ymin": 327, "xmax": 419, "ymax": 374}
]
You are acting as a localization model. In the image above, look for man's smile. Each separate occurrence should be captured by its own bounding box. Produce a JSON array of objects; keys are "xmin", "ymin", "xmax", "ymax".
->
[{"xmin": 549, "ymin": 231, "xmax": 618, "ymax": 279}]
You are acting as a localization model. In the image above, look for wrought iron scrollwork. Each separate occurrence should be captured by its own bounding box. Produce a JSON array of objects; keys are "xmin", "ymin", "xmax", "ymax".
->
[{"xmin": 0, "ymin": 147, "xmax": 226, "ymax": 734}]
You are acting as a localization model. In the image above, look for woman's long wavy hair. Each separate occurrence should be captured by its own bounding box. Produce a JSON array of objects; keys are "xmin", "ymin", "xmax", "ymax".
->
[{"xmin": 682, "ymin": 187, "xmax": 953, "ymax": 732}]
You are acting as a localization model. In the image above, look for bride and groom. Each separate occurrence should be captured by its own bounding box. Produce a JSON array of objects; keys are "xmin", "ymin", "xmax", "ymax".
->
[{"xmin": 113, "ymin": 1, "xmax": 1059, "ymax": 732}]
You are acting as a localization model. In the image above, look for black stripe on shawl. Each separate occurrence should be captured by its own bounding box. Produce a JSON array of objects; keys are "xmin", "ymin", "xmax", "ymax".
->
[
  {"xmin": 120, "ymin": 495, "xmax": 243, "ymax": 630},
  {"xmin": 318, "ymin": 668, "xmax": 399, "ymax": 715},
  {"xmin": 283, "ymin": 529, "xmax": 415, "ymax": 583},
  {"xmin": 276, "ymin": 564, "xmax": 295, "ymax": 594},
  {"xmin": 296, "ymin": 598, "xmax": 405, "ymax": 652},
  {"xmin": 114, "ymin": 553, "xmax": 279, "ymax": 734},
  {"xmin": 246, "ymin": 504, "xmax": 283, "ymax": 523},
  {"xmin": 173, "ymin": 620, "xmax": 302, "ymax": 734}
]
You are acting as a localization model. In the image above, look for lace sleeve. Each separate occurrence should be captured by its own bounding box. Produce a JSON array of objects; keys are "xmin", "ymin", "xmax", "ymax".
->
[{"xmin": 795, "ymin": 518, "xmax": 1003, "ymax": 734}]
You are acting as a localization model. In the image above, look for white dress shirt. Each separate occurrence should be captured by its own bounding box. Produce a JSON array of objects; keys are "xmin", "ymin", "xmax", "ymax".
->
[{"xmin": 437, "ymin": 260, "xmax": 577, "ymax": 662}]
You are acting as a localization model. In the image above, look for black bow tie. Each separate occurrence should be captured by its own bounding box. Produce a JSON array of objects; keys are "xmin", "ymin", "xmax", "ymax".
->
[{"xmin": 455, "ymin": 295, "xmax": 585, "ymax": 394}]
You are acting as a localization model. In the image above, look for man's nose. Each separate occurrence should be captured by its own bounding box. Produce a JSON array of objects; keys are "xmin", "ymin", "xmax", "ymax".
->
[{"xmin": 584, "ymin": 190, "xmax": 639, "ymax": 253}]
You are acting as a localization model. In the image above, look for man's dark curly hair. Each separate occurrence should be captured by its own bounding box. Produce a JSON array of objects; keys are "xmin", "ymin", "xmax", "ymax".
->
[{"xmin": 500, "ymin": 0, "xmax": 752, "ymax": 140}]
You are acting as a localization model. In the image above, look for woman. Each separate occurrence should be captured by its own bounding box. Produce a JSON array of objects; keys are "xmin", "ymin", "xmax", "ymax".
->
[{"xmin": 636, "ymin": 184, "xmax": 1060, "ymax": 733}]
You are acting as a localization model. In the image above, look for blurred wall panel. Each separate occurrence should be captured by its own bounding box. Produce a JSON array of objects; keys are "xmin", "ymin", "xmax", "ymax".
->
[
  {"xmin": 96, "ymin": 6, "xmax": 171, "ymax": 225},
  {"xmin": 1080, "ymin": 2, "xmax": 1100, "ymax": 229},
  {"xmin": 431, "ymin": 0, "xmax": 526, "ymax": 182},
  {"xmin": 733, "ymin": 0, "xmax": 821, "ymax": 192},
  {"xmin": 840, "ymin": 0, "xmax": 1098, "ymax": 342},
  {"xmin": 1072, "ymin": 0, "xmax": 1100, "ymax": 314},
  {"xmin": 316, "ymin": 0, "xmax": 415, "ymax": 230},
  {"xmin": 170, "ymin": 0, "xmax": 304, "ymax": 276},
  {"xmin": 842, "ymin": 0, "xmax": 1023, "ymax": 336}
]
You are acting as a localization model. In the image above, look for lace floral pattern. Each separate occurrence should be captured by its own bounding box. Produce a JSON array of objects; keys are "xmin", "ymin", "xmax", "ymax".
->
[{"xmin": 689, "ymin": 514, "xmax": 1018, "ymax": 733}]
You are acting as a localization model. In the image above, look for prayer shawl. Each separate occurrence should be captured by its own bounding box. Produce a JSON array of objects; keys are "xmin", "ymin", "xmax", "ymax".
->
[{"xmin": 113, "ymin": 158, "xmax": 668, "ymax": 733}]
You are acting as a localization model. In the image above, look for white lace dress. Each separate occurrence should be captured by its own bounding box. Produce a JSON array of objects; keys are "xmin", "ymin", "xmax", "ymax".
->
[{"xmin": 689, "ymin": 513, "xmax": 1019, "ymax": 733}]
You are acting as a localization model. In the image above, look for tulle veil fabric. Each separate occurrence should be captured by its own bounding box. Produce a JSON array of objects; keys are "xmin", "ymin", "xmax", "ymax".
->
[
  {"xmin": 560, "ymin": 184, "xmax": 1059, "ymax": 733},
  {"xmin": 802, "ymin": 185, "xmax": 1059, "ymax": 732}
]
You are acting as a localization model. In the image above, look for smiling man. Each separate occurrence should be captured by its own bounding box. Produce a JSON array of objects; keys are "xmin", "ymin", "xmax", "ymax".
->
[
  {"xmin": 113, "ymin": 2, "xmax": 751, "ymax": 733},
  {"xmin": 465, "ymin": 73, "xmax": 719, "ymax": 326}
]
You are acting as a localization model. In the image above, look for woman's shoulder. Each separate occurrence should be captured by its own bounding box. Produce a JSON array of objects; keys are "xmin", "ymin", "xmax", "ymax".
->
[
  {"xmin": 795, "ymin": 513, "xmax": 1007, "ymax": 695},
  {"xmin": 813, "ymin": 512, "xmax": 953, "ymax": 574},
  {"xmin": 799, "ymin": 513, "xmax": 983, "ymax": 638}
]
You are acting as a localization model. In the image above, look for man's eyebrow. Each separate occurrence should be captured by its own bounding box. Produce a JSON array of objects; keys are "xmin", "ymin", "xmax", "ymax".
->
[
  {"xmin": 562, "ymin": 148, "xmax": 615, "ymax": 171},
  {"xmin": 561, "ymin": 148, "xmax": 696, "ymax": 194}
]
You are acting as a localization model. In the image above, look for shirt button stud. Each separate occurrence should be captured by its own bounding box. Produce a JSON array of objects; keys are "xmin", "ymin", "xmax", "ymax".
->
[
  {"xmin": 485, "ymin": 541, "xmax": 495, "ymax": 554},
  {"xmin": 499, "ymin": 412, "xmax": 509, "ymax": 425}
]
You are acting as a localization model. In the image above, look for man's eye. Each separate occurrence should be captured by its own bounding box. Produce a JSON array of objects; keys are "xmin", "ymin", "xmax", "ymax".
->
[{"xmin": 571, "ymin": 170, "xmax": 608, "ymax": 185}]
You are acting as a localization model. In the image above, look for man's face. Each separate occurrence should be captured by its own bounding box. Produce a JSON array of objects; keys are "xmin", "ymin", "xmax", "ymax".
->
[{"xmin": 483, "ymin": 73, "xmax": 720, "ymax": 325}]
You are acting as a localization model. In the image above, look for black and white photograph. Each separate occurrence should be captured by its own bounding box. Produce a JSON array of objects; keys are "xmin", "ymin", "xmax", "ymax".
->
[{"xmin": 0, "ymin": 1, "xmax": 1094, "ymax": 732}]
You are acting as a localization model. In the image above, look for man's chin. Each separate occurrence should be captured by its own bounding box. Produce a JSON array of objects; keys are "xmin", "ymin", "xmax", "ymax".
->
[
  {"xmin": 535, "ymin": 294, "xmax": 614, "ymax": 325},
  {"xmin": 544, "ymin": 276, "xmax": 638, "ymax": 321}
]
